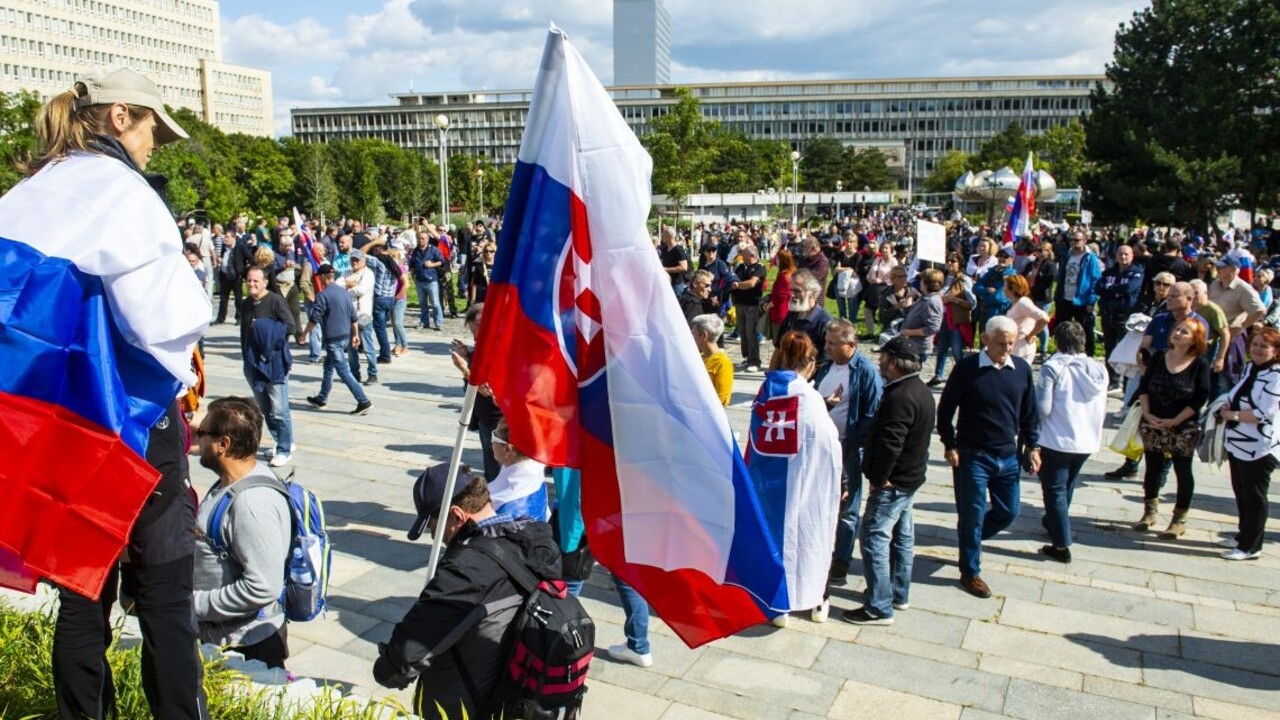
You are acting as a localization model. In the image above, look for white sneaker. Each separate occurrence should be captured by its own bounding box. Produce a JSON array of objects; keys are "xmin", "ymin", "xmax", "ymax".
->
[
  {"xmin": 745, "ymin": 365, "xmax": 760, "ymax": 373},
  {"xmin": 892, "ymin": 602, "xmax": 910, "ymax": 611},
  {"xmin": 1222, "ymin": 548, "xmax": 1260, "ymax": 561},
  {"xmin": 606, "ymin": 643, "xmax": 653, "ymax": 668},
  {"xmin": 770, "ymin": 613, "xmax": 790, "ymax": 628},
  {"xmin": 1216, "ymin": 538, "xmax": 1239, "ymax": 549},
  {"xmin": 810, "ymin": 600, "xmax": 829, "ymax": 624},
  {"xmin": 269, "ymin": 451, "xmax": 292, "ymax": 467}
]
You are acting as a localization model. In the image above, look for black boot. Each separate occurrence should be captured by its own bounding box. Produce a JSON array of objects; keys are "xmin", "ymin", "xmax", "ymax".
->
[{"xmin": 1104, "ymin": 458, "xmax": 1140, "ymax": 479}]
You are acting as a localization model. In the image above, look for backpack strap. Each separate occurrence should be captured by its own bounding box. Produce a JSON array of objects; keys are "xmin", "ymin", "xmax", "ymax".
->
[
  {"xmin": 468, "ymin": 536, "xmax": 541, "ymax": 597},
  {"xmin": 205, "ymin": 471, "xmax": 289, "ymax": 556}
]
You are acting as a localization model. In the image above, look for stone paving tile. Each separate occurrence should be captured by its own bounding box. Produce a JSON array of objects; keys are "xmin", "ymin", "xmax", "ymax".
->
[
  {"xmin": 656, "ymin": 677, "xmax": 807, "ymax": 720},
  {"xmin": 659, "ymin": 704, "xmax": 741, "ymax": 720},
  {"xmin": 583, "ymin": 680, "xmax": 672, "ymax": 720},
  {"xmin": 1193, "ymin": 603, "xmax": 1280, "ymax": 644},
  {"xmin": 1178, "ymin": 628, "xmax": 1280, "ymax": 678},
  {"xmin": 1000, "ymin": 678, "xmax": 1155, "ymax": 720},
  {"xmin": 1080, "ymin": 675, "xmax": 1195, "ymax": 715},
  {"xmin": 960, "ymin": 620, "xmax": 1143, "ymax": 685},
  {"xmin": 997, "ymin": 597, "xmax": 1181, "ymax": 656},
  {"xmin": 812, "ymin": 641, "xmax": 1010, "ymax": 713},
  {"xmin": 1141, "ymin": 655, "xmax": 1280, "ymax": 712},
  {"xmin": 698, "ymin": 621, "xmax": 828, "ymax": 669},
  {"xmin": 976, "ymin": 656, "xmax": 1081, "ymax": 691},
  {"xmin": 1037, "ymin": 580, "xmax": 1195, "ymax": 628},
  {"xmin": 286, "ymin": 607, "xmax": 382, "ymax": 652},
  {"xmin": 854, "ymin": 628, "xmax": 980, "ymax": 669},
  {"xmin": 682, "ymin": 647, "xmax": 842, "ymax": 715},
  {"xmin": 826, "ymin": 679, "xmax": 963, "ymax": 719},
  {"xmin": 1192, "ymin": 696, "xmax": 1280, "ymax": 720}
]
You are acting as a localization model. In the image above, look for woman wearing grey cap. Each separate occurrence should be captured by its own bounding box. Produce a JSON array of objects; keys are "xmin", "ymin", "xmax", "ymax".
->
[{"xmin": 16, "ymin": 68, "xmax": 209, "ymax": 719}]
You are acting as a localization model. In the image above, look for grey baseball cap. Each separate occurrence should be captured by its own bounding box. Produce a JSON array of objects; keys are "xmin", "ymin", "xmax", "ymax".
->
[{"xmin": 75, "ymin": 67, "xmax": 189, "ymax": 145}]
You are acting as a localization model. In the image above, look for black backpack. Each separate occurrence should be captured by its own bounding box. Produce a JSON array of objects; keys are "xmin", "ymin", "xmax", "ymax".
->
[{"xmin": 468, "ymin": 538, "xmax": 594, "ymax": 720}]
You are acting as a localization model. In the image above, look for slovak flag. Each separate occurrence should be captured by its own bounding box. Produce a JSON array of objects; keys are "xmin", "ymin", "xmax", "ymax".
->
[
  {"xmin": 745, "ymin": 372, "xmax": 842, "ymax": 613},
  {"xmin": 293, "ymin": 207, "xmax": 323, "ymax": 288},
  {"xmin": 470, "ymin": 26, "xmax": 789, "ymax": 647},
  {"xmin": 0, "ymin": 153, "xmax": 209, "ymax": 599},
  {"xmin": 1006, "ymin": 152, "xmax": 1036, "ymax": 244}
]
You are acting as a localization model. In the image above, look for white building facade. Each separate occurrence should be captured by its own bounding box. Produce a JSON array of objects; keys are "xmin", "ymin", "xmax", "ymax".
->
[{"xmin": 0, "ymin": 0, "xmax": 272, "ymax": 137}]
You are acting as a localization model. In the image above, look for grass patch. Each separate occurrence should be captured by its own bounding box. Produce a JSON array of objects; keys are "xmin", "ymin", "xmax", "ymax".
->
[{"xmin": 0, "ymin": 600, "xmax": 418, "ymax": 719}]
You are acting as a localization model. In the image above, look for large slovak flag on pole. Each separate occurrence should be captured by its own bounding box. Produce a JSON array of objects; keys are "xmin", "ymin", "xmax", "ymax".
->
[
  {"xmin": 1005, "ymin": 151, "xmax": 1036, "ymax": 245},
  {"xmin": 470, "ymin": 26, "xmax": 789, "ymax": 647},
  {"xmin": 0, "ymin": 153, "xmax": 209, "ymax": 599}
]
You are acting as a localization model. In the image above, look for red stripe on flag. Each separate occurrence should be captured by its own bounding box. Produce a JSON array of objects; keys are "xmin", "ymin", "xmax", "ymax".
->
[
  {"xmin": 0, "ymin": 391, "xmax": 160, "ymax": 600},
  {"xmin": 580, "ymin": 430, "xmax": 769, "ymax": 648}
]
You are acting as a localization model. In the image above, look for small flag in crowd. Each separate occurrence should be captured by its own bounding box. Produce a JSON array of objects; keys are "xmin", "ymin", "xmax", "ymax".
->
[
  {"xmin": 293, "ymin": 207, "xmax": 323, "ymax": 289},
  {"xmin": 0, "ymin": 154, "xmax": 208, "ymax": 599},
  {"xmin": 1005, "ymin": 151, "xmax": 1036, "ymax": 245},
  {"xmin": 470, "ymin": 26, "xmax": 790, "ymax": 648}
]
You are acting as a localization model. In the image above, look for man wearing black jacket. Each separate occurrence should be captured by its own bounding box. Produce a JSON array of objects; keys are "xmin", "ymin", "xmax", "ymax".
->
[
  {"xmin": 841, "ymin": 337, "xmax": 935, "ymax": 626},
  {"xmin": 376, "ymin": 473, "xmax": 562, "ymax": 719}
]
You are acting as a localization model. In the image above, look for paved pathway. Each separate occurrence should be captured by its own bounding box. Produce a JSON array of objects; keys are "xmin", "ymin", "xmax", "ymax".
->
[{"xmin": 80, "ymin": 321, "xmax": 1280, "ymax": 717}]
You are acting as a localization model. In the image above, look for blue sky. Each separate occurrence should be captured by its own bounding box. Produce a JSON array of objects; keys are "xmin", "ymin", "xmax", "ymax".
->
[{"xmin": 218, "ymin": 0, "xmax": 1152, "ymax": 136}]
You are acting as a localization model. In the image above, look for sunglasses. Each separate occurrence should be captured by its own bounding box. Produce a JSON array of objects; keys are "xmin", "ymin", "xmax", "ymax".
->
[
  {"xmin": 192, "ymin": 426, "xmax": 223, "ymax": 440},
  {"xmin": 1154, "ymin": 281, "xmax": 1173, "ymax": 287}
]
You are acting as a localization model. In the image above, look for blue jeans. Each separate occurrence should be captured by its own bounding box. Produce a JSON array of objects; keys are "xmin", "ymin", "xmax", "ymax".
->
[
  {"xmin": 320, "ymin": 339, "xmax": 369, "ymax": 404},
  {"xmin": 1037, "ymin": 302, "xmax": 1052, "ymax": 355},
  {"xmin": 836, "ymin": 295, "xmax": 859, "ymax": 323},
  {"xmin": 860, "ymin": 485, "xmax": 915, "ymax": 617},
  {"xmin": 392, "ymin": 298, "xmax": 408, "ymax": 347},
  {"xmin": 1039, "ymin": 448, "xmax": 1088, "ymax": 548},
  {"xmin": 832, "ymin": 450, "xmax": 864, "ymax": 566},
  {"xmin": 934, "ymin": 325, "xmax": 966, "ymax": 378},
  {"xmin": 243, "ymin": 366, "xmax": 293, "ymax": 453},
  {"xmin": 303, "ymin": 301, "xmax": 322, "ymax": 361},
  {"xmin": 417, "ymin": 279, "xmax": 443, "ymax": 328},
  {"xmin": 952, "ymin": 450, "xmax": 1021, "ymax": 579},
  {"xmin": 347, "ymin": 323, "xmax": 377, "ymax": 380},
  {"xmin": 372, "ymin": 296, "xmax": 394, "ymax": 360},
  {"xmin": 614, "ymin": 576, "xmax": 650, "ymax": 654}
]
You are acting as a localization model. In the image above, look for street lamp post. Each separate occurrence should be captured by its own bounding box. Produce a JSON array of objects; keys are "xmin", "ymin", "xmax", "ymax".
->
[
  {"xmin": 835, "ymin": 179, "xmax": 843, "ymax": 222},
  {"xmin": 434, "ymin": 114, "xmax": 451, "ymax": 226},
  {"xmin": 790, "ymin": 150, "xmax": 801, "ymax": 226},
  {"xmin": 475, "ymin": 168, "xmax": 485, "ymax": 218}
]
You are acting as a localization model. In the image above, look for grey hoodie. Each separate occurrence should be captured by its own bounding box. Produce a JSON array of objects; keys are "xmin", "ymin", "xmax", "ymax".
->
[
  {"xmin": 193, "ymin": 462, "xmax": 291, "ymax": 649},
  {"xmin": 1036, "ymin": 353, "xmax": 1110, "ymax": 454}
]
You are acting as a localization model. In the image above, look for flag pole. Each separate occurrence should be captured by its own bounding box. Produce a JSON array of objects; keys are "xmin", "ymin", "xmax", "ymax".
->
[{"xmin": 424, "ymin": 382, "xmax": 479, "ymax": 582}]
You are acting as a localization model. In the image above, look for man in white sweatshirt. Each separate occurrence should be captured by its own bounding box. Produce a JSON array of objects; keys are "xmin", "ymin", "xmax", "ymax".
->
[{"xmin": 1035, "ymin": 321, "xmax": 1110, "ymax": 563}]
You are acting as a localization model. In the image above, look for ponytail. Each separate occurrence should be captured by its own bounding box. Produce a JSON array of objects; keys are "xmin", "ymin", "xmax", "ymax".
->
[{"xmin": 19, "ymin": 82, "xmax": 150, "ymax": 176}]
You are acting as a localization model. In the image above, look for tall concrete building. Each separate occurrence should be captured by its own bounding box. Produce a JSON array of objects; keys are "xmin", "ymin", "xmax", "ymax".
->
[
  {"xmin": 0, "ymin": 0, "xmax": 273, "ymax": 137},
  {"xmin": 614, "ymin": 0, "xmax": 671, "ymax": 86}
]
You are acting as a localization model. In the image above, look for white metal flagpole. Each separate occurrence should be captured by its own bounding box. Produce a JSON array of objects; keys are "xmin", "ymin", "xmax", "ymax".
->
[{"xmin": 424, "ymin": 382, "xmax": 479, "ymax": 582}]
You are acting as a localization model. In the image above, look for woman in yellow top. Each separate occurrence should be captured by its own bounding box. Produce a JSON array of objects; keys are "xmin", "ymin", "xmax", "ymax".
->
[{"xmin": 693, "ymin": 313, "xmax": 734, "ymax": 406}]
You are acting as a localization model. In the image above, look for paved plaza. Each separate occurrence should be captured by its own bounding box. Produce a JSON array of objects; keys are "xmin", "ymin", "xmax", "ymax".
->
[{"xmin": 54, "ymin": 320, "xmax": 1280, "ymax": 717}]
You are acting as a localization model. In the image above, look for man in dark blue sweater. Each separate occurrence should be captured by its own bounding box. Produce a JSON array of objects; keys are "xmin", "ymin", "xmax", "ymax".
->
[{"xmin": 937, "ymin": 315, "xmax": 1040, "ymax": 599}]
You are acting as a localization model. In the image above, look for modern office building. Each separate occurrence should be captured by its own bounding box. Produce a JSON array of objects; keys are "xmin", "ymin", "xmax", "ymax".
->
[
  {"xmin": 614, "ymin": 0, "xmax": 671, "ymax": 86},
  {"xmin": 0, "ymin": 0, "xmax": 273, "ymax": 137},
  {"xmin": 291, "ymin": 75, "xmax": 1103, "ymax": 188}
]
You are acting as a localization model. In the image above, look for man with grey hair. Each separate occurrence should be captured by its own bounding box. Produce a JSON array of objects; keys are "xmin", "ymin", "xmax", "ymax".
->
[
  {"xmin": 731, "ymin": 243, "xmax": 768, "ymax": 371},
  {"xmin": 937, "ymin": 315, "xmax": 1040, "ymax": 599},
  {"xmin": 841, "ymin": 336, "xmax": 935, "ymax": 625},
  {"xmin": 777, "ymin": 269, "xmax": 833, "ymax": 362},
  {"xmin": 679, "ymin": 269, "xmax": 717, "ymax": 326}
]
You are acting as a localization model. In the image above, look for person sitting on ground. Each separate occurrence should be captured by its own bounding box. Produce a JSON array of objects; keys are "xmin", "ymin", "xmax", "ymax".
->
[
  {"xmin": 193, "ymin": 397, "xmax": 293, "ymax": 669},
  {"xmin": 376, "ymin": 473, "xmax": 562, "ymax": 717}
]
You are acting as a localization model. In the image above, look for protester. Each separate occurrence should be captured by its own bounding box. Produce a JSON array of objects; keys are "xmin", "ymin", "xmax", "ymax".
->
[
  {"xmin": 192, "ymin": 398, "xmax": 292, "ymax": 668},
  {"xmin": 450, "ymin": 303, "xmax": 503, "ymax": 481},
  {"xmin": 930, "ymin": 254, "xmax": 976, "ymax": 386},
  {"xmin": 840, "ymin": 336, "xmax": 934, "ymax": 625},
  {"xmin": 377, "ymin": 473, "xmax": 562, "ymax": 717},
  {"xmin": 659, "ymin": 226, "xmax": 691, "ymax": 295},
  {"xmin": 1054, "ymin": 231, "xmax": 1103, "ymax": 357},
  {"xmin": 487, "ymin": 420, "xmax": 550, "ymax": 521},
  {"xmin": 797, "ymin": 236, "xmax": 830, "ymax": 289},
  {"xmin": 730, "ymin": 244, "xmax": 768, "ymax": 371},
  {"xmin": 693, "ymin": 313, "xmax": 734, "ymax": 406},
  {"xmin": 410, "ymin": 234, "xmax": 447, "ymax": 331},
  {"xmin": 833, "ymin": 241, "xmax": 862, "ymax": 322},
  {"xmin": 766, "ymin": 249, "xmax": 796, "ymax": 343},
  {"xmin": 937, "ymin": 316, "xmax": 1040, "ymax": 598},
  {"xmin": 368, "ymin": 242, "xmax": 402, "ymax": 364},
  {"xmin": 877, "ymin": 265, "xmax": 921, "ymax": 333},
  {"xmin": 238, "ymin": 266, "xmax": 296, "ymax": 466},
  {"xmin": 216, "ymin": 229, "xmax": 243, "ymax": 324},
  {"xmin": 863, "ymin": 241, "xmax": 898, "ymax": 338},
  {"xmin": 1188, "ymin": 278, "xmax": 1232, "ymax": 397},
  {"xmin": 1024, "ymin": 241, "xmax": 1058, "ymax": 359},
  {"xmin": 1004, "ymin": 274, "xmax": 1049, "ymax": 364},
  {"xmin": 18, "ymin": 66, "xmax": 212, "ymax": 720},
  {"xmin": 813, "ymin": 319, "xmax": 883, "ymax": 583},
  {"xmin": 897, "ymin": 268, "xmax": 945, "ymax": 360},
  {"xmin": 1218, "ymin": 326, "xmax": 1280, "ymax": 560},
  {"xmin": 1098, "ymin": 244, "xmax": 1143, "ymax": 386},
  {"xmin": 304, "ymin": 263, "xmax": 373, "ymax": 415},
  {"xmin": 750, "ymin": 331, "xmax": 842, "ymax": 624},
  {"xmin": 388, "ymin": 248, "xmax": 410, "ymax": 356},
  {"xmin": 1209, "ymin": 256, "xmax": 1267, "ymax": 339},
  {"xmin": 679, "ymin": 270, "xmax": 716, "ymax": 326},
  {"xmin": 976, "ymin": 248, "xmax": 1016, "ymax": 330},
  {"xmin": 777, "ymin": 269, "xmax": 832, "ymax": 361},
  {"xmin": 1132, "ymin": 318, "xmax": 1211, "ymax": 537},
  {"xmin": 1139, "ymin": 239, "xmax": 1191, "ymax": 306},
  {"xmin": 1036, "ymin": 322, "xmax": 1109, "ymax": 563},
  {"xmin": 344, "ymin": 249, "xmax": 378, "ymax": 385}
]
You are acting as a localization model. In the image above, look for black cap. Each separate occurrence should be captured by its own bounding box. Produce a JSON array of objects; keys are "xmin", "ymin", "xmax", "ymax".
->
[
  {"xmin": 880, "ymin": 336, "xmax": 920, "ymax": 362},
  {"xmin": 408, "ymin": 463, "xmax": 476, "ymax": 541},
  {"xmin": 317, "ymin": 262, "xmax": 335, "ymax": 276}
]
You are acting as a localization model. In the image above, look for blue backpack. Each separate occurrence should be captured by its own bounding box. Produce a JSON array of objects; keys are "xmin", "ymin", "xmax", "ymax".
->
[{"xmin": 205, "ymin": 468, "xmax": 331, "ymax": 622}]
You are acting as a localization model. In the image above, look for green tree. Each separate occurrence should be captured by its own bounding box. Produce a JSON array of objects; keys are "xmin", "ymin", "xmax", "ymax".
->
[
  {"xmin": 1084, "ymin": 0, "xmax": 1280, "ymax": 226},
  {"xmin": 844, "ymin": 147, "xmax": 894, "ymax": 191},
  {"xmin": 969, "ymin": 122, "xmax": 1029, "ymax": 173},
  {"xmin": 0, "ymin": 91, "xmax": 40, "ymax": 193},
  {"xmin": 205, "ymin": 172, "xmax": 247, "ymax": 224},
  {"xmin": 232, "ymin": 135, "xmax": 294, "ymax": 218},
  {"xmin": 641, "ymin": 87, "xmax": 716, "ymax": 212},
  {"xmin": 924, "ymin": 149, "xmax": 972, "ymax": 193},
  {"xmin": 1032, "ymin": 120, "xmax": 1088, "ymax": 188},
  {"xmin": 797, "ymin": 136, "xmax": 844, "ymax": 191},
  {"xmin": 284, "ymin": 139, "xmax": 340, "ymax": 221}
]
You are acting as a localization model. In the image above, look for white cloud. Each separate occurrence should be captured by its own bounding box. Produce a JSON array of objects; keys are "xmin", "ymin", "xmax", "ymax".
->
[{"xmin": 220, "ymin": 0, "xmax": 1151, "ymax": 137}]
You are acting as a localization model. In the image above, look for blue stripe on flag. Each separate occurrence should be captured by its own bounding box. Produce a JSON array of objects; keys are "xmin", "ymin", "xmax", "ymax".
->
[{"xmin": 491, "ymin": 160, "xmax": 573, "ymax": 334}]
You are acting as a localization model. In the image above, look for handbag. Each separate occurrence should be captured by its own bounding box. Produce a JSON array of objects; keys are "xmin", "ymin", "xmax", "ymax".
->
[
  {"xmin": 836, "ymin": 270, "xmax": 862, "ymax": 299},
  {"xmin": 1108, "ymin": 404, "xmax": 1145, "ymax": 461}
]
